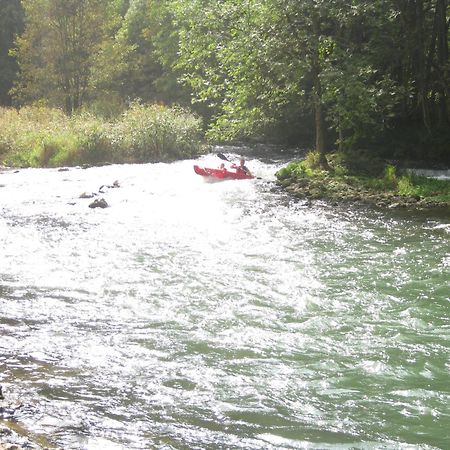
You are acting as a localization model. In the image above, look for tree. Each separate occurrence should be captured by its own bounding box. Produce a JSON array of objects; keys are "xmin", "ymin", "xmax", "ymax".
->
[
  {"xmin": 7, "ymin": 0, "xmax": 448, "ymax": 160},
  {"xmin": 171, "ymin": 0, "xmax": 448, "ymax": 160},
  {"xmin": 365, "ymin": 0, "xmax": 450, "ymax": 158},
  {"xmin": 0, "ymin": 0, "xmax": 24, "ymax": 105},
  {"xmin": 170, "ymin": 0, "xmax": 308, "ymax": 142},
  {"xmin": 103, "ymin": 0, "xmax": 189, "ymax": 105},
  {"xmin": 171, "ymin": 0, "xmax": 363, "ymax": 165},
  {"xmin": 13, "ymin": 0, "xmax": 121, "ymax": 114}
]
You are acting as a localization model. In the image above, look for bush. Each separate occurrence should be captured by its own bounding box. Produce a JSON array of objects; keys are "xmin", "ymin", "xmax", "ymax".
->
[
  {"xmin": 275, "ymin": 160, "xmax": 305, "ymax": 180},
  {"xmin": 397, "ymin": 175, "xmax": 415, "ymax": 196},
  {"xmin": 0, "ymin": 104, "xmax": 206, "ymax": 167},
  {"xmin": 304, "ymin": 150, "xmax": 322, "ymax": 170},
  {"xmin": 396, "ymin": 173, "xmax": 450, "ymax": 200},
  {"xmin": 383, "ymin": 164, "xmax": 397, "ymax": 187},
  {"xmin": 116, "ymin": 103, "xmax": 204, "ymax": 162}
]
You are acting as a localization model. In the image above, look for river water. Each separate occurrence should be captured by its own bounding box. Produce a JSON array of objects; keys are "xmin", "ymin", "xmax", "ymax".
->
[{"xmin": 0, "ymin": 149, "xmax": 449, "ymax": 449}]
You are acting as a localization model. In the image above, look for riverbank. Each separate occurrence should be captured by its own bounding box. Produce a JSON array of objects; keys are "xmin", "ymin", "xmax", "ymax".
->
[{"xmin": 276, "ymin": 151, "xmax": 450, "ymax": 209}]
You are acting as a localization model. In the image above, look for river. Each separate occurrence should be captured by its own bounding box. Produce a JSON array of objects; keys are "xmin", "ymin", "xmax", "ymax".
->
[{"xmin": 1, "ymin": 148, "xmax": 449, "ymax": 449}]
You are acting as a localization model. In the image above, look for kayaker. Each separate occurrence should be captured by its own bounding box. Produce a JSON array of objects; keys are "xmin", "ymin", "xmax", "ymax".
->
[
  {"xmin": 218, "ymin": 162, "xmax": 228, "ymax": 174},
  {"xmin": 232, "ymin": 158, "xmax": 251, "ymax": 176}
]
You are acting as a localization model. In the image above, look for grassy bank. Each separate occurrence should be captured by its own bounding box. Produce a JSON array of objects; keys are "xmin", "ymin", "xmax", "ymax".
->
[
  {"xmin": 0, "ymin": 104, "xmax": 206, "ymax": 168},
  {"xmin": 276, "ymin": 151, "xmax": 450, "ymax": 209}
]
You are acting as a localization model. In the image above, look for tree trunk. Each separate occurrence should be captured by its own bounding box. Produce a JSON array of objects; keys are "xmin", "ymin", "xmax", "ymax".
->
[
  {"xmin": 311, "ymin": 12, "xmax": 330, "ymax": 170},
  {"xmin": 414, "ymin": 0, "xmax": 432, "ymax": 132},
  {"xmin": 65, "ymin": 95, "xmax": 72, "ymax": 115}
]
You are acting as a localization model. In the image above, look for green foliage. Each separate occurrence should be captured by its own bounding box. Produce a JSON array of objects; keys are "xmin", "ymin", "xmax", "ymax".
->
[
  {"xmin": 324, "ymin": 65, "xmax": 401, "ymax": 150},
  {"xmin": 304, "ymin": 151, "xmax": 323, "ymax": 171},
  {"xmin": 92, "ymin": 0, "xmax": 182, "ymax": 105},
  {"xmin": 275, "ymin": 166, "xmax": 292, "ymax": 181},
  {"xmin": 2, "ymin": 0, "xmax": 449, "ymax": 161},
  {"xmin": 112, "ymin": 102, "xmax": 204, "ymax": 161},
  {"xmin": 330, "ymin": 150, "xmax": 385, "ymax": 177},
  {"xmin": 383, "ymin": 164, "xmax": 397, "ymax": 187},
  {"xmin": 0, "ymin": 0, "xmax": 24, "ymax": 105},
  {"xmin": 12, "ymin": 0, "xmax": 124, "ymax": 113},
  {"xmin": 275, "ymin": 161, "xmax": 304, "ymax": 180},
  {"xmin": 0, "ymin": 104, "xmax": 205, "ymax": 167},
  {"xmin": 397, "ymin": 173, "xmax": 450, "ymax": 200},
  {"xmin": 12, "ymin": 0, "xmax": 191, "ymax": 113},
  {"xmin": 171, "ymin": 0, "xmax": 310, "ymax": 142},
  {"xmin": 275, "ymin": 155, "xmax": 325, "ymax": 180},
  {"xmin": 397, "ymin": 175, "xmax": 415, "ymax": 197}
]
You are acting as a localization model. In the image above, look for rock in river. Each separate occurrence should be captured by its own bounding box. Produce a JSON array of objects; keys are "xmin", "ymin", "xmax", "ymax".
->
[{"xmin": 89, "ymin": 198, "xmax": 108, "ymax": 209}]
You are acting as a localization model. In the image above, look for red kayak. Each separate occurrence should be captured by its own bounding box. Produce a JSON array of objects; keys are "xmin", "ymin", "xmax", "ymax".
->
[{"xmin": 193, "ymin": 165, "xmax": 254, "ymax": 180}]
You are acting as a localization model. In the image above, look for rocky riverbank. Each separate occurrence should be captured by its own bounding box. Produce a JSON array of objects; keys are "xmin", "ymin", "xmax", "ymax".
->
[{"xmin": 276, "ymin": 151, "xmax": 450, "ymax": 210}]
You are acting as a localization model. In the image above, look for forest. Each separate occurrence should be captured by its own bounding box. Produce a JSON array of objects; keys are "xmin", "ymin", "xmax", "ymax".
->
[{"xmin": 0, "ymin": 0, "xmax": 449, "ymax": 165}]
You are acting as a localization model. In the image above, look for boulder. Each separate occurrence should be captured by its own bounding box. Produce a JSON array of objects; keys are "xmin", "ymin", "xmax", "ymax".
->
[
  {"xmin": 99, "ymin": 180, "xmax": 120, "ymax": 192},
  {"xmin": 79, "ymin": 192, "xmax": 96, "ymax": 199},
  {"xmin": 89, "ymin": 198, "xmax": 108, "ymax": 209}
]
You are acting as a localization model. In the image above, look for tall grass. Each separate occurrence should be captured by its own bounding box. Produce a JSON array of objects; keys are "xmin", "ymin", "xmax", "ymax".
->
[{"xmin": 0, "ymin": 104, "xmax": 205, "ymax": 167}]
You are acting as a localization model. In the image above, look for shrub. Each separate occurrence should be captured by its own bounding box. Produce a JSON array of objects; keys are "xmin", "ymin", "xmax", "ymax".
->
[
  {"xmin": 0, "ymin": 104, "xmax": 205, "ymax": 167},
  {"xmin": 397, "ymin": 173, "xmax": 450, "ymax": 200},
  {"xmin": 275, "ymin": 160, "xmax": 305, "ymax": 180},
  {"xmin": 304, "ymin": 150, "xmax": 322, "ymax": 170},
  {"xmin": 383, "ymin": 164, "xmax": 397, "ymax": 188},
  {"xmin": 117, "ymin": 103, "xmax": 204, "ymax": 162},
  {"xmin": 397, "ymin": 174, "xmax": 415, "ymax": 196}
]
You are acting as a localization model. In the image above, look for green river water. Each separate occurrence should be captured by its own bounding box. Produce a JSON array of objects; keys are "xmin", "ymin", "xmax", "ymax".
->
[{"xmin": 0, "ymin": 150, "xmax": 449, "ymax": 449}]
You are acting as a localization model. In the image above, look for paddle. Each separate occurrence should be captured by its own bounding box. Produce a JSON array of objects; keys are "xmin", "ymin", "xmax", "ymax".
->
[{"xmin": 217, "ymin": 153, "xmax": 229, "ymax": 162}]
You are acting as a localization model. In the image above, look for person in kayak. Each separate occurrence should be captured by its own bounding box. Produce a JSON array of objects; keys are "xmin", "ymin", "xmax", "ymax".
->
[
  {"xmin": 232, "ymin": 158, "xmax": 251, "ymax": 176},
  {"xmin": 218, "ymin": 162, "xmax": 228, "ymax": 174}
]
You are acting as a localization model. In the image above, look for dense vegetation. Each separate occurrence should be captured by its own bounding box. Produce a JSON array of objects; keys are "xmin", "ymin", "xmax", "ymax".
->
[
  {"xmin": 0, "ymin": 104, "xmax": 204, "ymax": 167},
  {"xmin": 0, "ymin": 0, "xmax": 449, "ymax": 166}
]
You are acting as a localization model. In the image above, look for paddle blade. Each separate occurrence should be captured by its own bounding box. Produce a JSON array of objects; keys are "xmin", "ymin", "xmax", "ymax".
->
[{"xmin": 217, "ymin": 153, "xmax": 229, "ymax": 161}]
